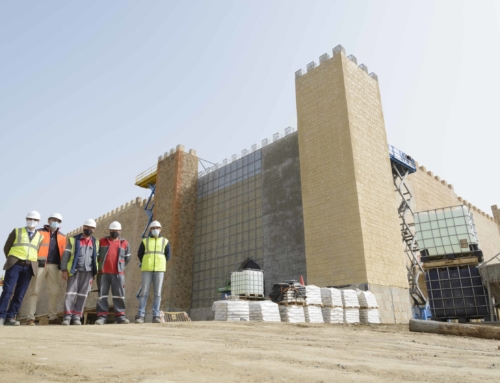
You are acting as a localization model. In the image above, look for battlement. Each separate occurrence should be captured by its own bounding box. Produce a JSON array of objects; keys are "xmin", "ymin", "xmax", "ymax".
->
[
  {"xmin": 66, "ymin": 196, "xmax": 148, "ymax": 237},
  {"xmin": 198, "ymin": 126, "xmax": 296, "ymax": 178},
  {"xmin": 415, "ymin": 161, "xmax": 496, "ymax": 223},
  {"xmin": 295, "ymin": 44, "xmax": 378, "ymax": 81}
]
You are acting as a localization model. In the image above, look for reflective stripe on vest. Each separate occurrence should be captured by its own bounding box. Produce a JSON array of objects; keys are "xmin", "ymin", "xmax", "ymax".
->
[
  {"xmin": 9, "ymin": 228, "xmax": 43, "ymax": 262},
  {"xmin": 141, "ymin": 237, "xmax": 168, "ymax": 272}
]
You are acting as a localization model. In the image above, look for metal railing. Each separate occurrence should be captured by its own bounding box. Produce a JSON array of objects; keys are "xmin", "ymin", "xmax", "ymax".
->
[
  {"xmin": 135, "ymin": 164, "xmax": 157, "ymax": 184},
  {"xmin": 388, "ymin": 145, "xmax": 416, "ymax": 173}
]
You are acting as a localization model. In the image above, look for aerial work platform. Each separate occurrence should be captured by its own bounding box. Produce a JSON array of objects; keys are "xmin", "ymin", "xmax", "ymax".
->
[
  {"xmin": 135, "ymin": 164, "xmax": 158, "ymax": 188},
  {"xmin": 388, "ymin": 145, "xmax": 417, "ymax": 175}
]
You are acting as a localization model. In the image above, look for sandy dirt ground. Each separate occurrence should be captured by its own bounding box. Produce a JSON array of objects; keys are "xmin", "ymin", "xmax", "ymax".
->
[{"xmin": 0, "ymin": 321, "xmax": 499, "ymax": 382}]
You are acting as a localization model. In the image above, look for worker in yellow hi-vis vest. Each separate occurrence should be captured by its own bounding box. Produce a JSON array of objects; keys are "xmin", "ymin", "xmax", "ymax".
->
[
  {"xmin": 134, "ymin": 221, "xmax": 170, "ymax": 324},
  {"xmin": 0, "ymin": 211, "xmax": 43, "ymax": 326}
]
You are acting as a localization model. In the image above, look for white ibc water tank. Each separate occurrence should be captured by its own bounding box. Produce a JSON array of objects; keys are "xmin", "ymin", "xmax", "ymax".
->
[{"xmin": 230, "ymin": 270, "xmax": 264, "ymax": 296}]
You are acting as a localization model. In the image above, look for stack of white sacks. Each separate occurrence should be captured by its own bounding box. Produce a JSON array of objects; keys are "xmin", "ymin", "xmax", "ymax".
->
[
  {"xmin": 303, "ymin": 285, "xmax": 324, "ymax": 323},
  {"xmin": 279, "ymin": 305, "xmax": 306, "ymax": 323},
  {"xmin": 320, "ymin": 288, "xmax": 344, "ymax": 323},
  {"xmin": 357, "ymin": 290, "xmax": 381, "ymax": 324},
  {"xmin": 212, "ymin": 300, "xmax": 249, "ymax": 322},
  {"xmin": 341, "ymin": 289, "xmax": 360, "ymax": 324},
  {"xmin": 249, "ymin": 301, "xmax": 281, "ymax": 322}
]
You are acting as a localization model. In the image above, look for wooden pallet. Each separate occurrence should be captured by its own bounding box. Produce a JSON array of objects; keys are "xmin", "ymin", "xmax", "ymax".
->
[
  {"xmin": 237, "ymin": 294, "xmax": 266, "ymax": 301},
  {"xmin": 278, "ymin": 300, "xmax": 306, "ymax": 306},
  {"xmin": 422, "ymin": 256, "xmax": 479, "ymax": 270}
]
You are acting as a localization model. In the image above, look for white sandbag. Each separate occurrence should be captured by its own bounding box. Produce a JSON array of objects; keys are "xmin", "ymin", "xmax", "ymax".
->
[
  {"xmin": 304, "ymin": 305, "xmax": 324, "ymax": 323},
  {"xmin": 249, "ymin": 301, "xmax": 281, "ymax": 322},
  {"xmin": 305, "ymin": 285, "xmax": 323, "ymax": 305},
  {"xmin": 322, "ymin": 307, "xmax": 344, "ymax": 324},
  {"xmin": 343, "ymin": 308, "xmax": 360, "ymax": 324},
  {"xmin": 279, "ymin": 305, "xmax": 305, "ymax": 323},
  {"xmin": 212, "ymin": 300, "xmax": 249, "ymax": 322},
  {"xmin": 320, "ymin": 288, "xmax": 343, "ymax": 307},
  {"xmin": 282, "ymin": 290, "xmax": 306, "ymax": 304},
  {"xmin": 356, "ymin": 290, "xmax": 379, "ymax": 308},
  {"xmin": 341, "ymin": 289, "xmax": 360, "ymax": 308},
  {"xmin": 360, "ymin": 308, "xmax": 381, "ymax": 324}
]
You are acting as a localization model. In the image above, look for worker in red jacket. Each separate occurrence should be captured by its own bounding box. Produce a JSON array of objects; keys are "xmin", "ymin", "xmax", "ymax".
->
[
  {"xmin": 25, "ymin": 213, "xmax": 66, "ymax": 325},
  {"xmin": 95, "ymin": 221, "xmax": 131, "ymax": 325}
]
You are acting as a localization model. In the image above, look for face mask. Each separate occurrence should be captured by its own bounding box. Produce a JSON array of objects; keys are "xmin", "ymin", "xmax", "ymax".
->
[
  {"xmin": 50, "ymin": 221, "xmax": 59, "ymax": 230},
  {"xmin": 151, "ymin": 229, "xmax": 160, "ymax": 237},
  {"xmin": 83, "ymin": 229, "xmax": 94, "ymax": 236},
  {"xmin": 26, "ymin": 220, "xmax": 37, "ymax": 228},
  {"xmin": 110, "ymin": 232, "xmax": 119, "ymax": 239}
]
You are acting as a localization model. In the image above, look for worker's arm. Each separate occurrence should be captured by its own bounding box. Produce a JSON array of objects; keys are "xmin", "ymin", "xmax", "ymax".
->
[
  {"xmin": 165, "ymin": 242, "xmax": 170, "ymax": 262},
  {"xmin": 3, "ymin": 229, "xmax": 16, "ymax": 257},
  {"xmin": 60, "ymin": 238, "xmax": 73, "ymax": 273},
  {"xmin": 124, "ymin": 241, "xmax": 131, "ymax": 267},
  {"xmin": 137, "ymin": 242, "xmax": 145, "ymax": 263}
]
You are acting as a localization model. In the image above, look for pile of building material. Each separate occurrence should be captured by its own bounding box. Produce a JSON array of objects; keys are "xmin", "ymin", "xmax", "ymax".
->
[
  {"xmin": 249, "ymin": 301, "xmax": 281, "ymax": 322},
  {"xmin": 304, "ymin": 305, "xmax": 324, "ymax": 323},
  {"xmin": 269, "ymin": 280, "xmax": 306, "ymax": 304},
  {"xmin": 320, "ymin": 287, "xmax": 344, "ymax": 323},
  {"xmin": 279, "ymin": 305, "xmax": 306, "ymax": 323},
  {"xmin": 305, "ymin": 285, "xmax": 322, "ymax": 305},
  {"xmin": 231, "ymin": 269, "xmax": 264, "ymax": 297},
  {"xmin": 357, "ymin": 290, "xmax": 381, "ymax": 324},
  {"xmin": 341, "ymin": 289, "xmax": 360, "ymax": 324},
  {"xmin": 302, "ymin": 285, "xmax": 324, "ymax": 323},
  {"xmin": 212, "ymin": 300, "xmax": 249, "ymax": 322}
]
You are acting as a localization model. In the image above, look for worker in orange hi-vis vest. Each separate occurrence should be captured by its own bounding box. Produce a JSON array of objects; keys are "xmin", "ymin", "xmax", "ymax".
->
[{"xmin": 25, "ymin": 213, "xmax": 67, "ymax": 326}]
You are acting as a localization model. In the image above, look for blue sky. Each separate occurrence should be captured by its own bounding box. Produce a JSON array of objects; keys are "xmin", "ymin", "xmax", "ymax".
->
[{"xmin": 1, "ymin": 0, "xmax": 500, "ymax": 268}]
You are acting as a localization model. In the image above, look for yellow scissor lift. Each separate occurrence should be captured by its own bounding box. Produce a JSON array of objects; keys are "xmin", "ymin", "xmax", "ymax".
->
[{"xmin": 135, "ymin": 164, "xmax": 158, "ymax": 237}]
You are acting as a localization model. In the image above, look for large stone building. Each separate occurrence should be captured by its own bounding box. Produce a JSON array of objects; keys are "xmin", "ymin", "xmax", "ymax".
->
[{"xmin": 21, "ymin": 45, "xmax": 500, "ymax": 324}]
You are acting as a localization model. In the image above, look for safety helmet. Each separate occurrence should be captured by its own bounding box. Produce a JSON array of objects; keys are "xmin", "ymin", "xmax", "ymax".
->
[
  {"xmin": 83, "ymin": 219, "xmax": 97, "ymax": 228},
  {"xmin": 49, "ymin": 213, "xmax": 63, "ymax": 222},
  {"xmin": 26, "ymin": 211, "xmax": 41, "ymax": 220},
  {"xmin": 149, "ymin": 220, "xmax": 162, "ymax": 229},
  {"xmin": 109, "ymin": 221, "xmax": 122, "ymax": 230}
]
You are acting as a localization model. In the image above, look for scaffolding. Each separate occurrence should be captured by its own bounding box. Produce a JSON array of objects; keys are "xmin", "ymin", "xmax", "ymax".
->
[{"xmin": 389, "ymin": 145, "xmax": 427, "ymax": 308}]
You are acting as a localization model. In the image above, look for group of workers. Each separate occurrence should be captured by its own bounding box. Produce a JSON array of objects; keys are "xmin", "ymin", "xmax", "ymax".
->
[{"xmin": 0, "ymin": 211, "xmax": 170, "ymax": 326}]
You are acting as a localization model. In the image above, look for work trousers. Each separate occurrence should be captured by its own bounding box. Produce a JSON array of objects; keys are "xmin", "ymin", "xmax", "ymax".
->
[
  {"xmin": 63, "ymin": 271, "xmax": 93, "ymax": 320},
  {"xmin": 137, "ymin": 271, "xmax": 164, "ymax": 317},
  {"xmin": 0, "ymin": 263, "xmax": 33, "ymax": 320},
  {"xmin": 96, "ymin": 273, "xmax": 126, "ymax": 318},
  {"xmin": 26, "ymin": 264, "xmax": 60, "ymax": 320}
]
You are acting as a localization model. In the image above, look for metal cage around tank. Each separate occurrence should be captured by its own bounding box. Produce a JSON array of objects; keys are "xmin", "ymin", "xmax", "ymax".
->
[{"xmin": 425, "ymin": 265, "xmax": 490, "ymax": 320}]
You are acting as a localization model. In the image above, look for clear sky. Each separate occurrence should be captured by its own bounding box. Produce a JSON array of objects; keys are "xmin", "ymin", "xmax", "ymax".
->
[{"xmin": 1, "ymin": 0, "xmax": 500, "ymax": 269}]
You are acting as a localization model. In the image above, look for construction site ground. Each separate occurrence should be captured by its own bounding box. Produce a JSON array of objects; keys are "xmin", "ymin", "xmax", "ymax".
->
[{"xmin": 0, "ymin": 321, "xmax": 498, "ymax": 382}]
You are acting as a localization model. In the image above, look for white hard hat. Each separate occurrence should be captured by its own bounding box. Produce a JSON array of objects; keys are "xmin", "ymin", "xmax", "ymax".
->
[
  {"xmin": 149, "ymin": 220, "xmax": 162, "ymax": 229},
  {"xmin": 109, "ymin": 221, "xmax": 122, "ymax": 230},
  {"xmin": 49, "ymin": 213, "xmax": 63, "ymax": 222},
  {"xmin": 26, "ymin": 211, "xmax": 41, "ymax": 220},
  {"xmin": 83, "ymin": 219, "xmax": 97, "ymax": 228}
]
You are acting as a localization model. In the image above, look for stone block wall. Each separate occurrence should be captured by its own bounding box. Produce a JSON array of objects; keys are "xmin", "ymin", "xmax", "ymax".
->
[
  {"xmin": 154, "ymin": 145, "xmax": 198, "ymax": 312},
  {"xmin": 296, "ymin": 49, "xmax": 408, "ymax": 290}
]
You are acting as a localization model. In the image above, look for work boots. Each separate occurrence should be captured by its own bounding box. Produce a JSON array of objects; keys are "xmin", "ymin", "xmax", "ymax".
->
[
  {"xmin": 153, "ymin": 316, "xmax": 162, "ymax": 323},
  {"xmin": 94, "ymin": 317, "xmax": 106, "ymax": 325},
  {"xmin": 27, "ymin": 319, "xmax": 35, "ymax": 326},
  {"xmin": 4, "ymin": 318, "xmax": 20, "ymax": 326},
  {"xmin": 134, "ymin": 316, "xmax": 144, "ymax": 324},
  {"xmin": 115, "ymin": 316, "xmax": 130, "ymax": 324}
]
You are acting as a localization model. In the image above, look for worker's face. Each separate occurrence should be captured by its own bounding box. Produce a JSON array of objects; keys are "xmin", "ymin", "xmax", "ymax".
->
[
  {"xmin": 150, "ymin": 227, "xmax": 161, "ymax": 237},
  {"xmin": 83, "ymin": 225, "xmax": 95, "ymax": 237},
  {"xmin": 110, "ymin": 230, "xmax": 121, "ymax": 239},
  {"xmin": 48, "ymin": 218, "xmax": 61, "ymax": 230}
]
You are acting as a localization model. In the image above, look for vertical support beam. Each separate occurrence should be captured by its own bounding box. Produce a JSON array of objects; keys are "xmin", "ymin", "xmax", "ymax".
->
[{"xmin": 154, "ymin": 146, "xmax": 198, "ymax": 312}]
